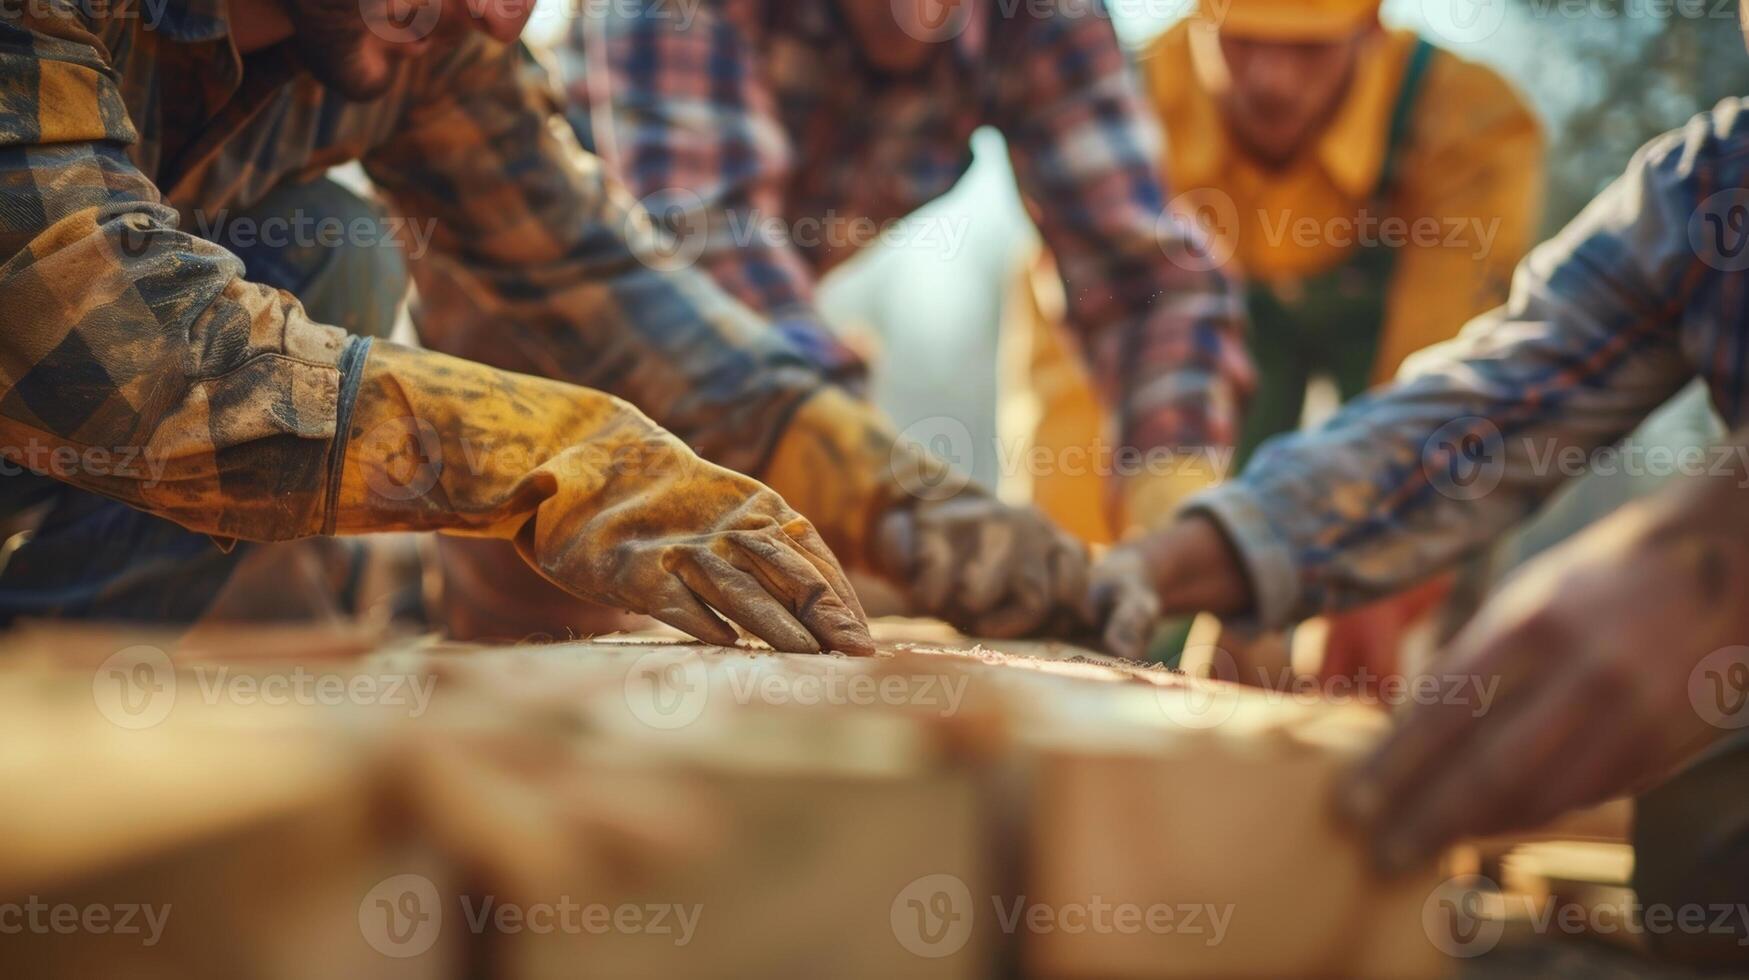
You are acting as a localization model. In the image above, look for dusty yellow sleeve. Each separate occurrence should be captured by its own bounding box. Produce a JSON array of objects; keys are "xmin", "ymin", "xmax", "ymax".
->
[{"xmin": 1373, "ymin": 57, "xmax": 1545, "ymax": 383}]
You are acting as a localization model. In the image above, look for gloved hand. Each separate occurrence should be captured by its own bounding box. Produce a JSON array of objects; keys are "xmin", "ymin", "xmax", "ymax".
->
[
  {"xmin": 1085, "ymin": 514, "xmax": 1254, "ymax": 660},
  {"xmin": 869, "ymin": 494, "xmax": 1091, "ymax": 639},
  {"xmin": 333, "ymin": 343, "xmax": 874, "ymax": 655},
  {"xmin": 761, "ymin": 387, "xmax": 1156, "ymax": 646}
]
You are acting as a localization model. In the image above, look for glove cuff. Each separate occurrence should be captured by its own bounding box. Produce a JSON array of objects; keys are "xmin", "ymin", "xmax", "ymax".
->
[
  {"xmin": 331, "ymin": 342, "xmax": 653, "ymax": 540},
  {"xmin": 760, "ymin": 386, "xmax": 961, "ymax": 573}
]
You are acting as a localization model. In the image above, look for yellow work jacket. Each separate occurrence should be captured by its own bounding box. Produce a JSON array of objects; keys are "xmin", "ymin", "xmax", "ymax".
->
[
  {"xmin": 1017, "ymin": 22, "xmax": 1544, "ymax": 543},
  {"xmin": 1147, "ymin": 22, "xmax": 1544, "ymax": 384}
]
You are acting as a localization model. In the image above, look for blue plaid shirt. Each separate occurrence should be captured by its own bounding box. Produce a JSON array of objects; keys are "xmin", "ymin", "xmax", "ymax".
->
[{"xmin": 1195, "ymin": 98, "xmax": 1749, "ymax": 628}]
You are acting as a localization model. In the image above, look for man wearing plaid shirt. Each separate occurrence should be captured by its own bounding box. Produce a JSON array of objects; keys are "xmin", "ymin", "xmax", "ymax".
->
[
  {"xmin": 0, "ymin": 0, "xmax": 1147, "ymax": 649},
  {"xmin": 1093, "ymin": 50, "xmax": 1749, "ymax": 966},
  {"xmin": 557, "ymin": 0, "xmax": 1251, "ymax": 536}
]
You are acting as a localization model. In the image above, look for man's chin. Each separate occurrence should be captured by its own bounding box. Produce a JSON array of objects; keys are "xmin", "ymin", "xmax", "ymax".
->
[{"xmin": 299, "ymin": 54, "xmax": 396, "ymax": 102}]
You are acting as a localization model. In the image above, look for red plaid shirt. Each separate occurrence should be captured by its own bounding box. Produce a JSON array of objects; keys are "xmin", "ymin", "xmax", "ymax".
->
[{"xmin": 558, "ymin": 0, "xmax": 1249, "ymax": 458}]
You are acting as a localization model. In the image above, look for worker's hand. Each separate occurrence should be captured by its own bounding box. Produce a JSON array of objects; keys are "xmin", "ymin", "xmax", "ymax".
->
[
  {"xmin": 1087, "ymin": 515, "xmax": 1256, "ymax": 659},
  {"xmin": 335, "ymin": 343, "xmax": 874, "ymax": 655},
  {"xmin": 761, "ymin": 387, "xmax": 1120, "ymax": 643},
  {"xmin": 1083, "ymin": 544, "xmax": 1161, "ymax": 660},
  {"xmin": 869, "ymin": 492, "xmax": 1095, "ymax": 639},
  {"xmin": 1339, "ymin": 490, "xmax": 1749, "ymax": 874}
]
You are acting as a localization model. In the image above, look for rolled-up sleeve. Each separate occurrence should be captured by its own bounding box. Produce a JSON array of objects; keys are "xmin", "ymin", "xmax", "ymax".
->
[
  {"xmin": 0, "ymin": 9, "xmax": 364, "ymax": 541},
  {"xmin": 366, "ymin": 37, "xmax": 826, "ymax": 475}
]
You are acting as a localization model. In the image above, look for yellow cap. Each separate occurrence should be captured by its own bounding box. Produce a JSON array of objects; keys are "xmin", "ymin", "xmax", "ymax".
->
[{"xmin": 1197, "ymin": 0, "xmax": 1382, "ymax": 40}]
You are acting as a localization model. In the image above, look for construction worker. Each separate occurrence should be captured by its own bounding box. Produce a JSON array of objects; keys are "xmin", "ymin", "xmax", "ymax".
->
[
  {"xmin": 1024, "ymin": 0, "xmax": 1543, "ymax": 671},
  {"xmin": 1090, "ymin": 24, "xmax": 1749, "ymax": 964},
  {"xmin": 553, "ymin": 0, "xmax": 1249, "ymax": 653},
  {"xmin": 0, "ymin": 1, "xmax": 1149, "ymax": 650}
]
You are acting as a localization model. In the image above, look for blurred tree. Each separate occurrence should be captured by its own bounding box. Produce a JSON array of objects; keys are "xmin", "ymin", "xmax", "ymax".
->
[{"xmin": 1506, "ymin": 0, "xmax": 1749, "ymax": 231}]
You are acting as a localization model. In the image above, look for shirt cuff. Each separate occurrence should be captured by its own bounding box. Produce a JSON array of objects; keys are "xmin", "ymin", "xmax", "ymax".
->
[
  {"xmin": 1181, "ymin": 483, "xmax": 1302, "ymax": 630},
  {"xmin": 770, "ymin": 315, "xmax": 867, "ymax": 387}
]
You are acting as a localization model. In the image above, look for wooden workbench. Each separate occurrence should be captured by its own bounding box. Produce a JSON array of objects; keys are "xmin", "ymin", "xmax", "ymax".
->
[{"xmin": 0, "ymin": 621, "xmax": 1452, "ymax": 978}]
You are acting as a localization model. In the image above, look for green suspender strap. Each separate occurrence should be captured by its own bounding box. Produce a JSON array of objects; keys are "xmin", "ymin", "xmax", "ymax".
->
[
  {"xmin": 1232, "ymin": 37, "xmax": 1440, "ymax": 473},
  {"xmin": 1153, "ymin": 39, "xmax": 1437, "ymax": 666}
]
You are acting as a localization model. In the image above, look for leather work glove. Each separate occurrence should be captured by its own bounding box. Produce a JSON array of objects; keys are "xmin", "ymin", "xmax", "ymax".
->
[
  {"xmin": 761, "ymin": 387, "xmax": 1158, "ymax": 647},
  {"xmin": 333, "ymin": 343, "xmax": 874, "ymax": 655}
]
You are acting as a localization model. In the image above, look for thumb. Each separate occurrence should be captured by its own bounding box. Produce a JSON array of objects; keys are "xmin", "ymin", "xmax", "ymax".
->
[{"xmin": 1094, "ymin": 573, "xmax": 1161, "ymax": 662}]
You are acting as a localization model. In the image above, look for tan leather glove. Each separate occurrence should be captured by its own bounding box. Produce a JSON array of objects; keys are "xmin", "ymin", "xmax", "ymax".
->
[
  {"xmin": 333, "ymin": 343, "xmax": 873, "ymax": 655},
  {"xmin": 762, "ymin": 387, "xmax": 1155, "ymax": 644}
]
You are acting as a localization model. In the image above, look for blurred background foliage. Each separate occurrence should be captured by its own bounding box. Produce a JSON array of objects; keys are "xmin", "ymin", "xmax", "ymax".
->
[{"xmin": 1493, "ymin": 0, "xmax": 1749, "ymax": 231}]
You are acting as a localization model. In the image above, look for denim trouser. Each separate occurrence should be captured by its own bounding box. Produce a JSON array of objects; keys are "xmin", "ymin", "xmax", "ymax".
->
[{"xmin": 0, "ymin": 178, "xmax": 407, "ymax": 625}]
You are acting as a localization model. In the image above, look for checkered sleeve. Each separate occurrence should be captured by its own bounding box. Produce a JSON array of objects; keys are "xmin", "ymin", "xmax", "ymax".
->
[
  {"xmin": 367, "ymin": 37, "xmax": 827, "ymax": 476},
  {"xmin": 1190, "ymin": 114, "xmax": 1725, "ymax": 629},
  {"xmin": 0, "ymin": 9, "xmax": 362, "ymax": 541},
  {"xmin": 555, "ymin": 6, "xmax": 865, "ymax": 378},
  {"xmin": 995, "ymin": 0, "xmax": 1248, "ymax": 463}
]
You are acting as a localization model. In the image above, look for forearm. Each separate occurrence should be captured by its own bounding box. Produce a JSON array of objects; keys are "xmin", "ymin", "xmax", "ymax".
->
[
  {"xmin": 1190, "ymin": 326, "xmax": 1685, "ymax": 628},
  {"xmin": 371, "ymin": 38, "xmax": 827, "ymax": 477},
  {"xmin": 1181, "ymin": 122, "xmax": 1718, "ymax": 629},
  {"xmin": 0, "ymin": 194, "xmax": 363, "ymax": 542},
  {"xmin": 999, "ymin": 1, "xmax": 1247, "ymax": 462}
]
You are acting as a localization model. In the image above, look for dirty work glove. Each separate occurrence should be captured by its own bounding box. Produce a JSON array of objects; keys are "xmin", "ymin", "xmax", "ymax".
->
[
  {"xmin": 333, "ymin": 343, "xmax": 873, "ymax": 655},
  {"xmin": 761, "ymin": 387, "xmax": 1154, "ymax": 647}
]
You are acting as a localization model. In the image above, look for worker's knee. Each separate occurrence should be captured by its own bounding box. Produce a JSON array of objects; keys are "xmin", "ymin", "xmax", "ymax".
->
[
  {"xmin": 1631, "ymin": 734, "xmax": 1749, "ymax": 968},
  {"xmin": 210, "ymin": 177, "xmax": 409, "ymax": 339}
]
